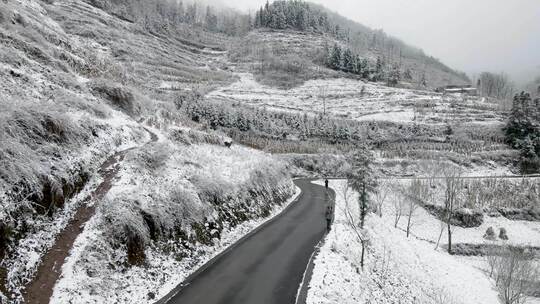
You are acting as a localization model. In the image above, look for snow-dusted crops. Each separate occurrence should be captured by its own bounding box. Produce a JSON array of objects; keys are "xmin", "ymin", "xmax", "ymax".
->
[{"xmin": 208, "ymin": 73, "xmax": 504, "ymax": 125}]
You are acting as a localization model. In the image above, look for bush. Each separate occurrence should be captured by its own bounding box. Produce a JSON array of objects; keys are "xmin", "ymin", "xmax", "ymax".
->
[
  {"xmin": 499, "ymin": 228, "xmax": 508, "ymax": 240},
  {"xmin": 89, "ymin": 81, "xmax": 140, "ymax": 116},
  {"xmin": 131, "ymin": 143, "xmax": 171, "ymax": 171},
  {"xmin": 484, "ymin": 227, "xmax": 496, "ymax": 240}
]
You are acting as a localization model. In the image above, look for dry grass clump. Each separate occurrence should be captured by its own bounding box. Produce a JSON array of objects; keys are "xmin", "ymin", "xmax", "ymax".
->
[
  {"xmin": 0, "ymin": 101, "xmax": 92, "ymax": 202},
  {"xmin": 89, "ymin": 80, "xmax": 141, "ymax": 116}
]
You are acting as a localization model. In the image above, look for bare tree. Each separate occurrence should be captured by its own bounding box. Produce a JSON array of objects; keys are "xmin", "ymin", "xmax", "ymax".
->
[
  {"xmin": 391, "ymin": 183, "xmax": 406, "ymax": 228},
  {"xmin": 373, "ymin": 178, "xmax": 391, "ymax": 217},
  {"xmin": 341, "ymin": 184, "xmax": 369, "ymax": 270},
  {"xmin": 401, "ymin": 179, "xmax": 428, "ymax": 238},
  {"xmin": 318, "ymin": 85, "xmax": 328, "ymax": 116},
  {"xmin": 478, "ymin": 72, "xmax": 515, "ymax": 100},
  {"xmin": 443, "ymin": 168, "xmax": 462, "ymax": 254},
  {"xmin": 487, "ymin": 247, "xmax": 539, "ymax": 304}
]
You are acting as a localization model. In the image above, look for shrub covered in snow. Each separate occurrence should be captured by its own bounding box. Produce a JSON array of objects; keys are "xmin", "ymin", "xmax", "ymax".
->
[
  {"xmin": 499, "ymin": 227, "xmax": 509, "ymax": 240},
  {"xmin": 484, "ymin": 227, "xmax": 496, "ymax": 240}
]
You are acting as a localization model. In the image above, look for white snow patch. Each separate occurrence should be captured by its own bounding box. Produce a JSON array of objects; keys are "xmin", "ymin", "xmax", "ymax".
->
[{"xmin": 307, "ymin": 180, "xmax": 501, "ymax": 304}]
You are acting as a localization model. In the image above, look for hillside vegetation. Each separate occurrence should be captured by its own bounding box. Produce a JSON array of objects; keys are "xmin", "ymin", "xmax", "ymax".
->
[
  {"xmin": 0, "ymin": 0, "xmax": 293, "ymax": 302},
  {"xmin": 240, "ymin": 0, "xmax": 469, "ymax": 89}
]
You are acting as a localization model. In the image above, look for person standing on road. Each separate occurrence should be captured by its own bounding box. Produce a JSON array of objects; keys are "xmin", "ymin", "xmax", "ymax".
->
[
  {"xmin": 325, "ymin": 179, "xmax": 329, "ymax": 189},
  {"xmin": 325, "ymin": 205, "xmax": 333, "ymax": 232}
]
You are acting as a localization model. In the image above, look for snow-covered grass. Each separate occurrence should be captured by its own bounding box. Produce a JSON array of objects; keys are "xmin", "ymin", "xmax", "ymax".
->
[
  {"xmin": 385, "ymin": 183, "xmax": 540, "ymax": 248},
  {"xmin": 49, "ymin": 130, "xmax": 296, "ymax": 303},
  {"xmin": 0, "ymin": 109, "xmax": 148, "ymax": 302},
  {"xmin": 1, "ymin": 0, "xmax": 235, "ymax": 300},
  {"xmin": 307, "ymin": 180, "xmax": 502, "ymax": 304}
]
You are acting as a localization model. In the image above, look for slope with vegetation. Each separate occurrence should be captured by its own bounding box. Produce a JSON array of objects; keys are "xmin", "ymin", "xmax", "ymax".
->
[
  {"xmin": 0, "ymin": 0, "xmax": 294, "ymax": 302},
  {"xmin": 239, "ymin": 0, "xmax": 470, "ymax": 89}
]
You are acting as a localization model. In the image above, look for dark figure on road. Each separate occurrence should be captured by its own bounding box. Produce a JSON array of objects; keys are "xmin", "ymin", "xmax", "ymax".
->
[
  {"xmin": 325, "ymin": 206, "xmax": 333, "ymax": 232},
  {"xmin": 325, "ymin": 179, "xmax": 329, "ymax": 189}
]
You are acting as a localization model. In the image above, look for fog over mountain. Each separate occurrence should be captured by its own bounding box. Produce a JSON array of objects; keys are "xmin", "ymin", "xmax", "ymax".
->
[{"xmin": 228, "ymin": 0, "xmax": 540, "ymax": 86}]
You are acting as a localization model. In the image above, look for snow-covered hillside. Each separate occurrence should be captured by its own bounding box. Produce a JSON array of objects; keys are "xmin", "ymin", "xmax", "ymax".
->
[
  {"xmin": 209, "ymin": 73, "xmax": 504, "ymax": 125},
  {"xmin": 0, "ymin": 0, "xmax": 296, "ymax": 302}
]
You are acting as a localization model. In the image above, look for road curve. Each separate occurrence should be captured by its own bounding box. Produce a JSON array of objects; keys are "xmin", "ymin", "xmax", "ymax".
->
[{"xmin": 158, "ymin": 179, "xmax": 335, "ymax": 304}]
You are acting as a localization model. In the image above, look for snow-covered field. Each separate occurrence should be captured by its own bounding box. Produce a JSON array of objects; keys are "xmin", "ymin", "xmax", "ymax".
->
[
  {"xmin": 208, "ymin": 73, "xmax": 504, "ymax": 125},
  {"xmin": 307, "ymin": 180, "xmax": 539, "ymax": 304}
]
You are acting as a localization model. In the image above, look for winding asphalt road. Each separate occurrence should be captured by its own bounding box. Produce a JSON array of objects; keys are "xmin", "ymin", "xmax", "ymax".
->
[{"xmin": 158, "ymin": 179, "xmax": 335, "ymax": 304}]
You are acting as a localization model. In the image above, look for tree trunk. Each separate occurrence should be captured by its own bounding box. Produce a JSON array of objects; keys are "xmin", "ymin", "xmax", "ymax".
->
[
  {"xmin": 360, "ymin": 241, "xmax": 365, "ymax": 270},
  {"xmin": 435, "ymin": 225, "xmax": 444, "ymax": 250},
  {"xmin": 406, "ymin": 213, "xmax": 412, "ymax": 238},
  {"xmin": 447, "ymin": 222, "xmax": 452, "ymax": 254},
  {"xmin": 360, "ymin": 186, "xmax": 366, "ymax": 229}
]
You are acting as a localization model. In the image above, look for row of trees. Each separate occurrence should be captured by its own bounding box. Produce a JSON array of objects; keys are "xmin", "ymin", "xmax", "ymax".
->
[
  {"xmin": 323, "ymin": 44, "xmax": 417, "ymax": 86},
  {"xmin": 100, "ymin": 0, "xmax": 252, "ymax": 36},
  {"xmin": 505, "ymin": 92, "xmax": 540, "ymax": 173},
  {"xmin": 477, "ymin": 72, "xmax": 515, "ymax": 100},
  {"xmin": 178, "ymin": 94, "xmax": 376, "ymax": 144},
  {"xmin": 254, "ymin": 0, "xmax": 331, "ymax": 32},
  {"xmin": 345, "ymin": 168, "xmax": 538, "ymax": 304}
]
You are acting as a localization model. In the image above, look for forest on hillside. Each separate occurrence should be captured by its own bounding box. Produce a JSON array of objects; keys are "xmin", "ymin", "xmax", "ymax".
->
[{"xmin": 253, "ymin": 0, "xmax": 469, "ymax": 86}]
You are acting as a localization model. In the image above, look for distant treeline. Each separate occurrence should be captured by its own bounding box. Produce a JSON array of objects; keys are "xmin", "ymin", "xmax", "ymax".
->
[
  {"xmin": 88, "ymin": 0, "xmax": 252, "ymax": 36},
  {"xmin": 323, "ymin": 43, "xmax": 418, "ymax": 86}
]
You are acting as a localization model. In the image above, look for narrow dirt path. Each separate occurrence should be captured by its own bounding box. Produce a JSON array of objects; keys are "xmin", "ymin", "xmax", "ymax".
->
[{"xmin": 23, "ymin": 128, "xmax": 158, "ymax": 304}]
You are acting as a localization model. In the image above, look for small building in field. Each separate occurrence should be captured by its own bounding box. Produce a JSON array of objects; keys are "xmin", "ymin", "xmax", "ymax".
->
[{"xmin": 436, "ymin": 85, "xmax": 478, "ymax": 96}]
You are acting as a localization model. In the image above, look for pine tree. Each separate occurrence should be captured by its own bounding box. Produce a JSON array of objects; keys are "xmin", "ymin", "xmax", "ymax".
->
[
  {"xmin": 420, "ymin": 71, "xmax": 427, "ymax": 87},
  {"xmin": 353, "ymin": 54, "xmax": 361, "ymax": 74},
  {"xmin": 374, "ymin": 56, "xmax": 385, "ymax": 81},
  {"xmin": 322, "ymin": 42, "xmax": 331, "ymax": 66},
  {"xmin": 342, "ymin": 48, "xmax": 354, "ymax": 73},
  {"xmin": 403, "ymin": 68, "xmax": 413, "ymax": 81},
  {"xmin": 387, "ymin": 64, "xmax": 401, "ymax": 87},
  {"xmin": 205, "ymin": 6, "xmax": 218, "ymax": 31},
  {"xmin": 359, "ymin": 59, "xmax": 369, "ymax": 78},
  {"xmin": 185, "ymin": 3, "xmax": 197, "ymax": 24},
  {"xmin": 330, "ymin": 44, "xmax": 342, "ymax": 70},
  {"xmin": 177, "ymin": 1, "xmax": 185, "ymax": 23},
  {"xmin": 274, "ymin": 9, "xmax": 286, "ymax": 29}
]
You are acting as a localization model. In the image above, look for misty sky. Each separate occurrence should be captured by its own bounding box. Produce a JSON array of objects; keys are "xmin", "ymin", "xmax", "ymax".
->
[{"xmin": 228, "ymin": 0, "xmax": 540, "ymax": 85}]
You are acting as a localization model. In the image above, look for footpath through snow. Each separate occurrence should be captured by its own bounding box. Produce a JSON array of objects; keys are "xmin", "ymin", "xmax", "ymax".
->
[{"xmin": 23, "ymin": 127, "xmax": 159, "ymax": 304}]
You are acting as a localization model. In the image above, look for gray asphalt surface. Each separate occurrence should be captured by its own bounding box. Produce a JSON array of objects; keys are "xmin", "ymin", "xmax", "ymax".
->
[{"xmin": 158, "ymin": 179, "xmax": 334, "ymax": 304}]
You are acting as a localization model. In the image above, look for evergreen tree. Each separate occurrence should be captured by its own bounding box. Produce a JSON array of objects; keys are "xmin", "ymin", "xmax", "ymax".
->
[
  {"xmin": 374, "ymin": 56, "xmax": 385, "ymax": 81},
  {"xmin": 185, "ymin": 3, "xmax": 197, "ymax": 24},
  {"xmin": 342, "ymin": 48, "xmax": 354, "ymax": 72},
  {"xmin": 420, "ymin": 71, "xmax": 427, "ymax": 87},
  {"xmin": 359, "ymin": 58, "xmax": 369, "ymax": 78},
  {"xmin": 387, "ymin": 64, "xmax": 401, "ymax": 87},
  {"xmin": 205, "ymin": 6, "xmax": 218, "ymax": 31},
  {"xmin": 403, "ymin": 68, "xmax": 413, "ymax": 81},
  {"xmin": 505, "ymin": 92, "xmax": 540, "ymax": 173},
  {"xmin": 347, "ymin": 148, "xmax": 377, "ymax": 229},
  {"xmin": 177, "ymin": 1, "xmax": 185, "ymax": 23},
  {"xmin": 330, "ymin": 44, "xmax": 342, "ymax": 70}
]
